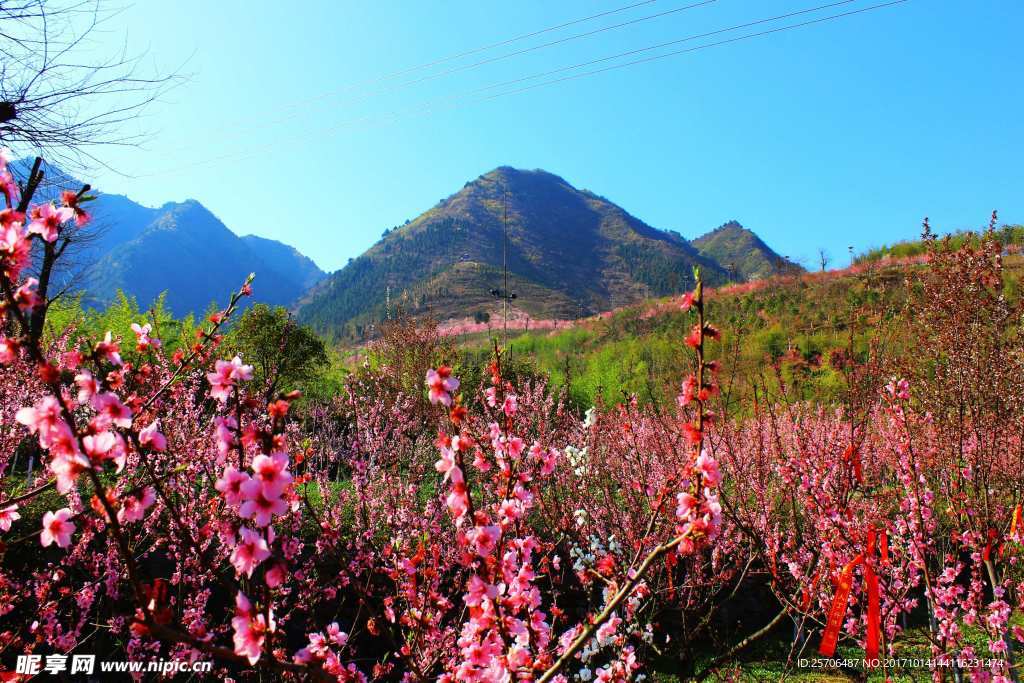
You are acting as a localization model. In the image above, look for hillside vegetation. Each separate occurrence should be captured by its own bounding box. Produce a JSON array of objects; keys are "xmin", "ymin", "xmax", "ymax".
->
[
  {"xmin": 464, "ymin": 245, "xmax": 1024, "ymax": 409},
  {"xmin": 856, "ymin": 222, "xmax": 1024, "ymax": 264}
]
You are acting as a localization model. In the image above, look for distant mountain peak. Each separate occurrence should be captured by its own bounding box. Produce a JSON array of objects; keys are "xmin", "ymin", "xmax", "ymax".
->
[
  {"xmin": 7, "ymin": 158, "xmax": 324, "ymax": 316},
  {"xmin": 297, "ymin": 168, "xmax": 739, "ymax": 338},
  {"xmin": 486, "ymin": 166, "xmax": 569, "ymax": 183},
  {"xmin": 692, "ymin": 221, "xmax": 801, "ymax": 281},
  {"xmin": 159, "ymin": 198, "xmax": 202, "ymax": 210}
]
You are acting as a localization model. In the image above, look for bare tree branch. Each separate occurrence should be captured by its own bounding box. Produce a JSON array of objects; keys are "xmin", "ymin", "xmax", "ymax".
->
[{"xmin": 0, "ymin": 0, "xmax": 185, "ymax": 172}]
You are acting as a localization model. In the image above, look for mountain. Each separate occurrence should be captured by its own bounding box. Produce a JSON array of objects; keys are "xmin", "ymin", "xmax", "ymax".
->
[
  {"xmin": 691, "ymin": 221, "xmax": 801, "ymax": 280},
  {"xmin": 241, "ymin": 235, "xmax": 325, "ymax": 290},
  {"xmin": 297, "ymin": 167, "xmax": 733, "ymax": 337},
  {"xmin": 12, "ymin": 159, "xmax": 323, "ymax": 317},
  {"xmin": 88, "ymin": 200, "xmax": 311, "ymax": 316},
  {"xmin": 14, "ymin": 159, "xmax": 791, "ymax": 329}
]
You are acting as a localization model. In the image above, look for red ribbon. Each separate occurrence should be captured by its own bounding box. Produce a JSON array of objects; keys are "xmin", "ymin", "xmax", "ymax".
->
[
  {"xmin": 864, "ymin": 531, "xmax": 881, "ymax": 662},
  {"xmin": 818, "ymin": 527, "xmax": 888, "ymax": 665},
  {"xmin": 983, "ymin": 528, "xmax": 998, "ymax": 562},
  {"xmin": 818, "ymin": 552, "xmax": 862, "ymax": 657},
  {"xmin": 1002, "ymin": 504, "xmax": 1022, "ymax": 558},
  {"xmin": 842, "ymin": 444, "xmax": 863, "ymax": 484}
]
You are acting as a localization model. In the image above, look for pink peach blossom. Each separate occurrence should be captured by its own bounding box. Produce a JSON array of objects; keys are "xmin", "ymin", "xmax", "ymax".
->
[
  {"xmin": 239, "ymin": 479, "xmax": 288, "ymax": 527},
  {"xmin": 117, "ymin": 487, "xmax": 156, "ymax": 523},
  {"xmin": 249, "ymin": 452, "xmax": 293, "ymax": 498},
  {"xmin": 130, "ymin": 322, "xmax": 161, "ymax": 351},
  {"xmin": 27, "ymin": 203, "xmax": 74, "ymax": 242},
  {"xmin": 0, "ymin": 504, "xmax": 20, "ymax": 531},
  {"xmin": 230, "ymin": 527, "xmax": 271, "ymax": 577},
  {"xmin": 215, "ymin": 466, "xmax": 252, "ymax": 507},
  {"xmin": 90, "ymin": 392, "xmax": 133, "ymax": 429},
  {"xmin": 40, "ymin": 508, "xmax": 75, "ymax": 548},
  {"xmin": 139, "ymin": 421, "xmax": 167, "ymax": 451},
  {"xmin": 426, "ymin": 366, "xmax": 459, "ymax": 406},
  {"xmin": 94, "ymin": 332, "xmax": 123, "ymax": 366}
]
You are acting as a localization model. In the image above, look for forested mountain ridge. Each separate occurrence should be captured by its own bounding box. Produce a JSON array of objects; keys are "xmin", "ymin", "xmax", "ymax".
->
[{"xmin": 296, "ymin": 167, "xmax": 790, "ymax": 339}]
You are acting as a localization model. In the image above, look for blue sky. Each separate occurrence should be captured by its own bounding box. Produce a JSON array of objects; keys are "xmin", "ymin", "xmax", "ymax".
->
[{"xmin": 81, "ymin": 0, "xmax": 1021, "ymax": 272}]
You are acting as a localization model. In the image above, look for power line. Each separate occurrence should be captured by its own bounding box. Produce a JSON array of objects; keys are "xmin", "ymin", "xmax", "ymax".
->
[
  {"xmin": 146, "ymin": 0, "xmax": 859, "ymax": 174},
  {"xmin": 439, "ymin": 0, "xmax": 861, "ymax": 101},
  {"xmin": 347, "ymin": 0, "xmax": 718, "ymax": 102},
  {"xmin": 365, "ymin": 0, "xmax": 908, "ymax": 131},
  {"xmin": 333, "ymin": 0, "xmax": 861, "ymax": 129},
  {"xmin": 141, "ymin": 0, "xmax": 902, "ymax": 176},
  {"xmin": 209, "ymin": 0, "xmax": 663, "ymax": 133},
  {"xmin": 177, "ymin": 1, "xmax": 717, "ymax": 149},
  {"xmin": 479, "ymin": 0, "xmax": 910, "ymax": 100},
  {"xmin": 301, "ymin": 0, "xmax": 662, "ymax": 95},
  {"xmin": 137, "ymin": 0, "xmax": 909, "ymax": 178}
]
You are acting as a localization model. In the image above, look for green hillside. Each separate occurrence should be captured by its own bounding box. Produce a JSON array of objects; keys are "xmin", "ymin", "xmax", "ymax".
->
[{"xmin": 464, "ymin": 247, "xmax": 1024, "ymax": 409}]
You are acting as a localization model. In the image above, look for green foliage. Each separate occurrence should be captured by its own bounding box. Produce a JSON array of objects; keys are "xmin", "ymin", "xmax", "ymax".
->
[
  {"xmin": 752, "ymin": 324, "xmax": 787, "ymax": 360},
  {"xmin": 44, "ymin": 290, "xmax": 196, "ymax": 356},
  {"xmin": 222, "ymin": 304, "xmax": 331, "ymax": 399},
  {"xmin": 47, "ymin": 296, "xmax": 337, "ymax": 402}
]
